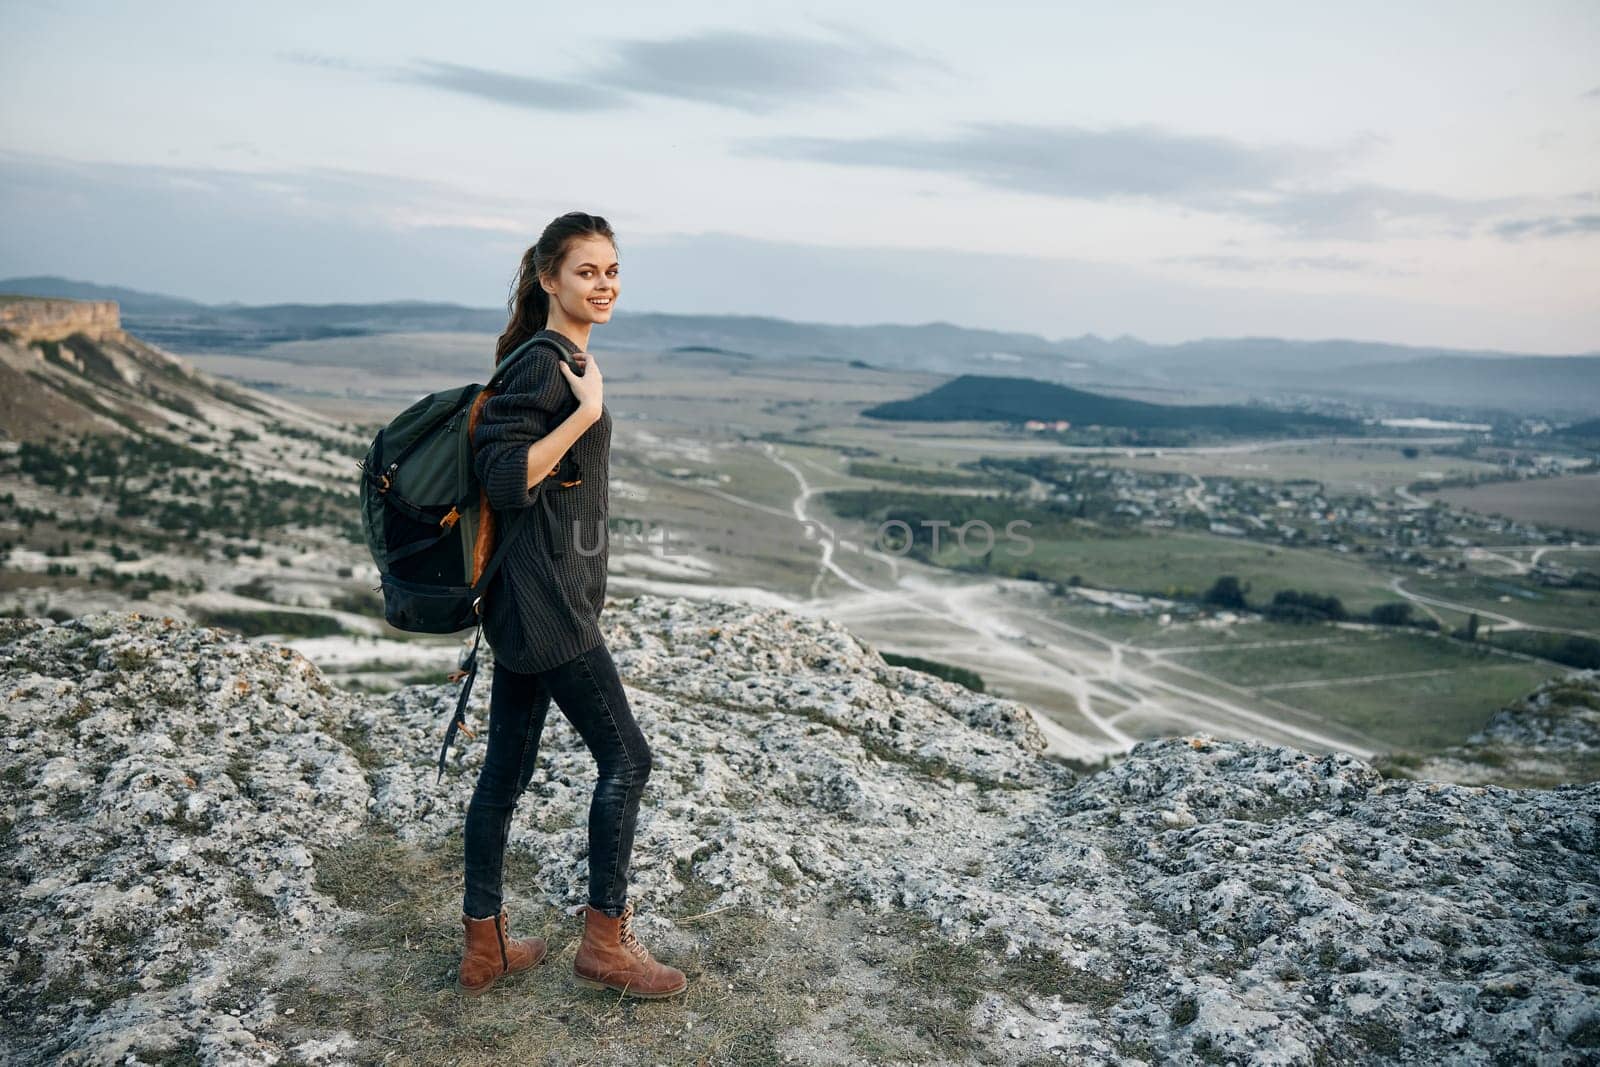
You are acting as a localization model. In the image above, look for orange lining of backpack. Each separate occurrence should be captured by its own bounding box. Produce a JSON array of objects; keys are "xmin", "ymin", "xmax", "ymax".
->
[{"xmin": 467, "ymin": 388, "xmax": 496, "ymax": 588}]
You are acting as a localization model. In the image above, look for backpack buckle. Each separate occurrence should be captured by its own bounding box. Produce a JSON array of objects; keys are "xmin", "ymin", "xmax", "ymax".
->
[
  {"xmin": 357, "ymin": 458, "xmax": 393, "ymax": 493},
  {"xmin": 439, "ymin": 506, "xmax": 460, "ymax": 529}
]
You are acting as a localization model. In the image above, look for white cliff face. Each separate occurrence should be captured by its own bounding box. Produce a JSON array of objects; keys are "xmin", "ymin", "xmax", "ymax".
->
[{"xmin": 1, "ymin": 597, "xmax": 1597, "ymax": 1066}]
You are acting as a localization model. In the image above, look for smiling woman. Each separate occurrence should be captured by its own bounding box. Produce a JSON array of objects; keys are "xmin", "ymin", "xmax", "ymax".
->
[
  {"xmin": 493, "ymin": 216, "xmax": 618, "ymax": 365},
  {"xmin": 452, "ymin": 211, "xmax": 689, "ymax": 1003}
]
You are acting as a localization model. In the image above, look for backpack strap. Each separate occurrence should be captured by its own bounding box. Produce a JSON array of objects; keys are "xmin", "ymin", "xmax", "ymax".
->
[
  {"xmin": 468, "ymin": 507, "xmax": 531, "ymax": 598},
  {"xmin": 435, "ymin": 506, "xmax": 535, "ymax": 782},
  {"xmin": 436, "ymin": 621, "xmax": 484, "ymax": 783},
  {"xmin": 486, "ymin": 334, "xmax": 563, "ymax": 392}
]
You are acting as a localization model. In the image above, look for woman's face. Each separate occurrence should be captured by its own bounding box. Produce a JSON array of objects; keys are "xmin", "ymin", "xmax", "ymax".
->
[{"xmin": 544, "ymin": 235, "xmax": 619, "ymax": 324}]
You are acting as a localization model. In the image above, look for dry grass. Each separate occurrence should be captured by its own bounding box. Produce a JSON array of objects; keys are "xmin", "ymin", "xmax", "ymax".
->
[
  {"xmin": 220, "ymin": 821, "xmax": 1124, "ymax": 1065},
  {"xmin": 228, "ymin": 822, "xmax": 839, "ymax": 1066}
]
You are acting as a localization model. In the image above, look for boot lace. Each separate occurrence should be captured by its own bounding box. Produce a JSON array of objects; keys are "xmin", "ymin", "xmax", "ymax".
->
[{"xmin": 617, "ymin": 901, "xmax": 649, "ymax": 960}]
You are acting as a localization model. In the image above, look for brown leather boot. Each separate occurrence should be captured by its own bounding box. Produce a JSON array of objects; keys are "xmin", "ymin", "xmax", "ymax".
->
[
  {"xmin": 572, "ymin": 900, "xmax": 688, "ymax": 998},
  {"xmin": 457, "ymin": 906, "xmax": 548, "ymax": 996}
]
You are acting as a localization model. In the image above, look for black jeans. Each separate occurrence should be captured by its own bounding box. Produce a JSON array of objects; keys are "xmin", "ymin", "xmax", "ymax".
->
[{"xmin": 461, "ymin": 638, "xmax": 654, "ymax": 919}]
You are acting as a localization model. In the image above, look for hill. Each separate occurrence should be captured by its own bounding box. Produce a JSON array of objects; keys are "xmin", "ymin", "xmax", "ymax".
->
[
  {"xmin": 861, "ymin": 373, "xmax": 1359, "ymax": 436},
  {"xmin": 0, "ymin": 296, "xmax": 359, "ymax": 450},
  {"xmin": 1, "ymin": 599, "xmax": 1595, "ymax": 1065}
]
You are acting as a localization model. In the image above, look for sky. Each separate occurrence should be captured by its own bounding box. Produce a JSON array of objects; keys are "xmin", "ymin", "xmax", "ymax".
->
[{"xmin": 1, "ymin": 0, "xmax": 1597, "ymax": 353}]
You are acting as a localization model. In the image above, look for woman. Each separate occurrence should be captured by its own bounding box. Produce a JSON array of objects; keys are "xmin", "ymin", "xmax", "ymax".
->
[{"xmin": 455, "ymin": 211, "xmax": 687, "ymax": 1000}]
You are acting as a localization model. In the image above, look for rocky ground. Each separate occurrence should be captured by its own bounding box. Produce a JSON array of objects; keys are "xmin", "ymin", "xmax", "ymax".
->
[
  {"xmin": 1, "ymin": 595, "xmax": 1596, "ymax": 1066},
  {"xmin": 1373, "ymin": 672, "xmax": 1600, "ymax": 789}
]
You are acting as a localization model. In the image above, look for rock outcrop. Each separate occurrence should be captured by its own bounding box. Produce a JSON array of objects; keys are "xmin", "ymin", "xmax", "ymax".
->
[
  {"xmin": 1, "ymin": 597, "xmax": 1596, "ymax": 1066},
  {"xmin": 0, "ymin": 298, "xmax": 123, "ymax": 344},
  {"xmin": 0, "ymin": 296, "xmax": 342, "ymax": 445}
]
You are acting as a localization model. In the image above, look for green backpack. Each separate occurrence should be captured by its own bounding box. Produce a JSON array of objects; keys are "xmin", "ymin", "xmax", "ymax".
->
[{"xmin": 355, "ymin": 333, "xmax": 566, "ymax": 780}]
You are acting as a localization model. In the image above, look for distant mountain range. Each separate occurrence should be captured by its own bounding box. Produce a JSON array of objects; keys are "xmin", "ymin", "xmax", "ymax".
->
[{"xmin": 3, "ymin": 275, "xmax": 1596, "ymax": 418}]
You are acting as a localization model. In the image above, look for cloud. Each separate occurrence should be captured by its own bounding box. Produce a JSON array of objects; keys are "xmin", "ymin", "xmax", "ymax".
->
[
  {"xmin": 1213, "ymin": 182, "xmax": 1503, "ymax": 241},
  {"xmin": 397, "ymin": 59, "xmax": 631, "ymax": 113},
  {"xmin": 596, "ymin": 28, "xmax": 934, "ymax": 114},
  {"xmin": 280, "ymin": 48, "xmax": 622, "ymax": 113},
  {"xmin": 277, "ymin": 49, "xmax": 370, "ymax": 74},
  {"xmin": 312, "ymin": 27, "xmax": 938, "ymax": 117},
  {"xmin": 0, "ymin": 149, "xmax": 543, "ymax": 241},
  {"xmin": 738, "ymin": 120, "xmax": 1303, "ymax": 199},
  {"xmin": 1165, "ymin": 253, "xmax": 1412, "ymax": 276},
  {"xmin": 0, "ymin": 150, "xmax": 543, "ymax": 304},
  {"xmin": 1492, "ymin": 213, "xmax": 1600, "ymax": 238},
  {"xmin": 733, "ymin": 120, "xmax": 1534, "ymax": 240}
]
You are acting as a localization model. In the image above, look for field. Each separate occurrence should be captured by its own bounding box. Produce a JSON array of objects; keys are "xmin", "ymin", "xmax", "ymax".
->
[
  {"xmin": 1137, "ymin": 627, "xmax": 1558, "ymax": 750},
  {"xmin": 1431, "ymin": 473, "xmax": 1600, "ymax": 535}
]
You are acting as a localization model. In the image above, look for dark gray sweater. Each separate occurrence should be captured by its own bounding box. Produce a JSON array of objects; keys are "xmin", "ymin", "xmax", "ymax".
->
[{"xmin": 471, "ymin": 327, "xmax": 612, "ymax": 674}]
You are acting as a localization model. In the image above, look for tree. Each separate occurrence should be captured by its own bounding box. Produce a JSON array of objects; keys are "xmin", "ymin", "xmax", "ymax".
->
[
  {"xmin": 1204, "ymin": 575, "xmax": 1248, "ymax": 610},
  {"xmin": 1369, "ymin": 602, "xmax": 1413, "ymax": 626}
]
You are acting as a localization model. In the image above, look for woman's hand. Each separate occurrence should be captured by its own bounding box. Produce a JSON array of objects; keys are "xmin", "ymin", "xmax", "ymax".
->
[{"xmin": 559, "ymin": 350, "xmax": 604, "ymax": 418}]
